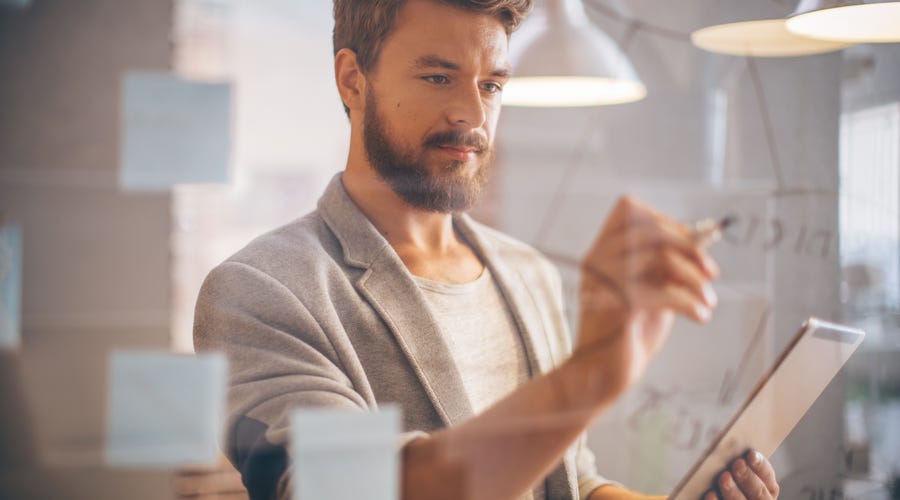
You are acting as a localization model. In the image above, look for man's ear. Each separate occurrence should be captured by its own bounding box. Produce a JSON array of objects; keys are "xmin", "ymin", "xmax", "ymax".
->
[{"xmin": 335, "ymin": 48, "xmax": 366, "ymax": 114}]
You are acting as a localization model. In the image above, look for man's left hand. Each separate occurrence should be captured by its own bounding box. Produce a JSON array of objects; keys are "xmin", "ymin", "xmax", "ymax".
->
[{"xmin": 704, "ymin": 449, "xmax": 779, "ymax": 499}]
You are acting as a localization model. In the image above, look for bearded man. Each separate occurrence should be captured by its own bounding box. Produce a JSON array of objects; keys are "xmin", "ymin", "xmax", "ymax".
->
[{"xmin": 194, "ymin": 1, "xmax": 781, "ymax": 499}]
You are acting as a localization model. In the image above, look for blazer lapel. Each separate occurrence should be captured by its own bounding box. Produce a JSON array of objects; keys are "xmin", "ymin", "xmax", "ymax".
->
[
  {"xmin": 318, "ymin": 174, "xmax": 472, "ymax": 427},
  {"xmin": 356, "ymin": 251, "xmax": 473, "ymax": 426}
]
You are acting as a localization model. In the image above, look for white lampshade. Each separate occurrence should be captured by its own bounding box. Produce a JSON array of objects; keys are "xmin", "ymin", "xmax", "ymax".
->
[
  {"xmin": 503, "ymin": 0, "xmax": 646, "ymax": 107},
  {"xmin": 691, "ymin": 18, "xmax": 853, "ymax": 57},
  {"xmin": 787, "ymin": 0, "xmax": 900, "ymax": 43}
]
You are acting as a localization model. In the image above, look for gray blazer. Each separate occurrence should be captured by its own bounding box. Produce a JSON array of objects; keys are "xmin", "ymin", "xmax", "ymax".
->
[{"xmin": 194, "ymin": 174, "xmax": 610, "ymax": 500}]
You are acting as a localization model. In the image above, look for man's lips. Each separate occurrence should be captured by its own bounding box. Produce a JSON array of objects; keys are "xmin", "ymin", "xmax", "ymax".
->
[{"xmin": 437, "ymin": 145, "xmax": 481, "ymax": 160}]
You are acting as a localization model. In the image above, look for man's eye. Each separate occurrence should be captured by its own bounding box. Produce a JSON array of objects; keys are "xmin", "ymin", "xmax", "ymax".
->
[
  {"xmin": 424, "ymin": 75, "xmax": 449, "ymax": 84},
  {"xmin": 482, "ymin": 82, "xmax": 503, "ymax": 94}
]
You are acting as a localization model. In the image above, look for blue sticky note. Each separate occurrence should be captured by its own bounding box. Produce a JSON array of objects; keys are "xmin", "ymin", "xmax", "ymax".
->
[
  {"xmin": 105, "ymin": 351, "xmax": 227, "ymax": 467},
  {"xmin": 0, "ymin": 225, "xmax": 22, "ymax": 350},
  {"xmin": 120, "ymin": 72, "xmax": 232, "ymax": 191},
  {"xmin": 0, "ymin": 0, "xmax": 32, "ymax": 8},
  {"xmin": 292, "ymin": 406, "xmax": 401, "ymax": 500}
]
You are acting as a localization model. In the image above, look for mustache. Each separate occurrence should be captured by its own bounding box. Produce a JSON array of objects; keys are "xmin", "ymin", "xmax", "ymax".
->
[{"xmin": 423, "ymin": 129, "xmax": 489, "ymax": 153}]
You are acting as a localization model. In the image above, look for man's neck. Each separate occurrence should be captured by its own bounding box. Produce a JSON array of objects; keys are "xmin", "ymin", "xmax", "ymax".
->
[
  {"xmin": 341, "ymin": 165, "xmax": 484, "ymax": 284},
  {"xmin": 341, "ymin": 164, "xmax": 454, "ymax": 249}
]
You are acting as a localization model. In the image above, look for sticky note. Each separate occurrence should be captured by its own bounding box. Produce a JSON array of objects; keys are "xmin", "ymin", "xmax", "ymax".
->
[
  {"xmin": 0, "ymin": 0, "xmax": 32, "ymax": 8},
  {"xmin": 105, "ymin": 351, "xmax": 227, "ymax": 467},
  {"xmin": 0, "ymin": 225, "xmax": 22, "ymax": 350},
  {"xmin": 120, "ymin": 72, "xmax": 231, "ymax": 191},
  {"xmin": 291, "ymin": 406, "xmax": 400, "ymax": 500}
]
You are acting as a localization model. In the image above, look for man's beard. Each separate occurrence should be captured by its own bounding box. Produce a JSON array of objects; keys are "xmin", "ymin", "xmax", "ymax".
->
[{"xmin": 363, "ymin": 89, "xmax": 493, "ymax": 213}]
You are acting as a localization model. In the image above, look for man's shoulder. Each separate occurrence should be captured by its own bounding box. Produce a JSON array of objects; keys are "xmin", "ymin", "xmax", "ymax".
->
[{"xmin": 220, "ymin": 210, "xmax": 340, "ymax": 279}]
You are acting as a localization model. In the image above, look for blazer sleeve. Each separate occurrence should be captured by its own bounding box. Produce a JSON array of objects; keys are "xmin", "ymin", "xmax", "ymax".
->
[
  {"xmin": 194, "ymin": 260, "xmax": 369, "ymax": 500},
  {"xmin": 575, "ymin": 433, "xmax": 620, "ymax": 499}
]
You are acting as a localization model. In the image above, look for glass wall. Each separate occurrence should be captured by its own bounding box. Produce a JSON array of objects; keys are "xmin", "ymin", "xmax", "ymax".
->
[{"xmin": 169, "ymin": 0, "xmax": 900, "ymax": 498}]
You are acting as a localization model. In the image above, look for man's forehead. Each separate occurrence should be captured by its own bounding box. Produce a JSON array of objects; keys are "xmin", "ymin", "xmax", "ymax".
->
[{"xmin": 386, "ymin": 0, "xmax": 511, "ymax": 70}]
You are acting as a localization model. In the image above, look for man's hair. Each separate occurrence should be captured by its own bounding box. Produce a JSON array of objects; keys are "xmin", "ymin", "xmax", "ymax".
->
[{"xmin": 333, "ymin": 0, "xmax": 533, "ymax": 114}]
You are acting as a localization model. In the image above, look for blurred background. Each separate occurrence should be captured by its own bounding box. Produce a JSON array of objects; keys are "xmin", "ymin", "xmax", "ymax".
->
[{"xmin": 0, "ymin": 0, "xmax": 898, "ymax": 498}]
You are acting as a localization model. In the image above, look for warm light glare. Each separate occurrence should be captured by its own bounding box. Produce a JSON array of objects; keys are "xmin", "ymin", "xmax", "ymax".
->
[
  {"xmin": 691, "ymin": 19, "xmax": 853, "ymax": 57},
  {"xmin": 787, "ymin": 3, "xmax": 900, "ymax": 43},
  {"xmin": 502, "ymin": 77, "xmax": 647, "ymax": 107}
]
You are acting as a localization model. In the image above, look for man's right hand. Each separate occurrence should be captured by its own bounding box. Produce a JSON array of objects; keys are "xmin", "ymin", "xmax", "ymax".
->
[{"xmin": 572, "ymin": 196, "xmax": 720, "ymax": 402}]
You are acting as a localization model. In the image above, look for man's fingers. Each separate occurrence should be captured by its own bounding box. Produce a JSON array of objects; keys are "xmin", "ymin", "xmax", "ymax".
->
[
  {"xmin": 703, "ymin": 490, "xmax": 720, "ymax": 500},
  {"xmin": 597, "ymin": 246, "xmax": 717, "ymax": 320},
  {"xmin": 718, "ymin": 471, "xmax": 749, "ymax": 500},
  {"xmin": 580, "ymin": 281, "xmax": 703, "ymax": 322},
  {"xmin": 746, "ymin": 450, "xmax": 779, "ymax": 497},
  {"xmin": 591, "ymin": 202, "xmax": 720, "ymax": 280},
  {"xmin": 601, "ymin": 195, "xmax": 664, "ymax": 235},
  {"xmin": 600, "ymin": 221, "xmax": 719, "ymax": 279},
  {"xmin": 707, "ymin": 452, "xmax": 778, "ymax": 500},
  {"xmin": 730, "ymin": 457, "xmax": 773, "ymax": 499},
  {"xmin": 632, "ymin": 283, "xmax": 713, "ymax": 323},
  {"xmin": 581, "ymin": 257, "xmax": 714, "ymax": 323},
  {"xmin": 637, "ymin": 248, "xmax": 717, "ymax": 309}
]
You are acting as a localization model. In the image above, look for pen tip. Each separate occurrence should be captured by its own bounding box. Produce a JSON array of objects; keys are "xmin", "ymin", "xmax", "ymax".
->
[{"xmin": 720, "ymin": 215, "xmax": 737, "ymax": 230}]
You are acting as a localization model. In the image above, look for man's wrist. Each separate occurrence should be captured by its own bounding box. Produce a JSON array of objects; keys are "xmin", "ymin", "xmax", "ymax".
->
[{"xmin": 554, "ymin": 347, "xmax": 627, "ymax": 416}]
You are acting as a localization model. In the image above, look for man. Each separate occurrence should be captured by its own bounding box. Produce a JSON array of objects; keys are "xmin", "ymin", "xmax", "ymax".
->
[{"xmin": 194, "ymin": 1, "xmax": 781, "ymax": 499}]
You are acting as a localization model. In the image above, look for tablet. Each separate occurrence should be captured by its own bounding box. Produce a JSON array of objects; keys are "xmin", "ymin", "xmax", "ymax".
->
[{"xmin": 668, "ymin": 317, "xmax": 865, "ymax": 500}]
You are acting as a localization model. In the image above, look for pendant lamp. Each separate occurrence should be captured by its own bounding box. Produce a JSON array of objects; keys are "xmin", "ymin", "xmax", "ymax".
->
[
  {"xmin": 786, "ymin": 0, "xmax": 900, "ymax": 43},
  {"xmin": 503, "ymin": 0, "xmax": 646, "ymax": 107},
  {"xmin": 691, "ymin": 18, "xmax": 853, "ymax": 57}
]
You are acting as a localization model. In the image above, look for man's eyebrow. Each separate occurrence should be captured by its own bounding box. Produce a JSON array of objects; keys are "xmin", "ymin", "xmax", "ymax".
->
[
  {"xmin": 412, "ymin": 55, "xmax": 460, "ymax": 71},
  {"xmin": 411, "ymin": 55, "xmax": 512, "ymax": 78},
  {"xmin": 491, "ymin": 67, "xmax": 512, "ymax": 79}
]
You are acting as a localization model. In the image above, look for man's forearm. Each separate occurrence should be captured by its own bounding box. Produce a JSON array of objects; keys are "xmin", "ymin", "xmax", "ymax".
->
[
  {"xmin": 402, "ymin": 351, "xmax": 622, "ymax": 500},
  {"xmin": 589, "ymin": 484, "xmax": 666, "ymax": 500}
]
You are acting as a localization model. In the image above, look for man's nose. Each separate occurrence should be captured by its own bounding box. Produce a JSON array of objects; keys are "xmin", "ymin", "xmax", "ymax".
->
[{"xmin": 446, "ymin": 83, "xmax": 488, "ymax": 128}]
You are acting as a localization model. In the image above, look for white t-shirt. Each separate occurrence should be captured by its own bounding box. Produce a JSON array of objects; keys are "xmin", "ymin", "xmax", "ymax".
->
[{"xmin": 414, "ymin": 267, "xmax": 547, "ymax": 500}]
